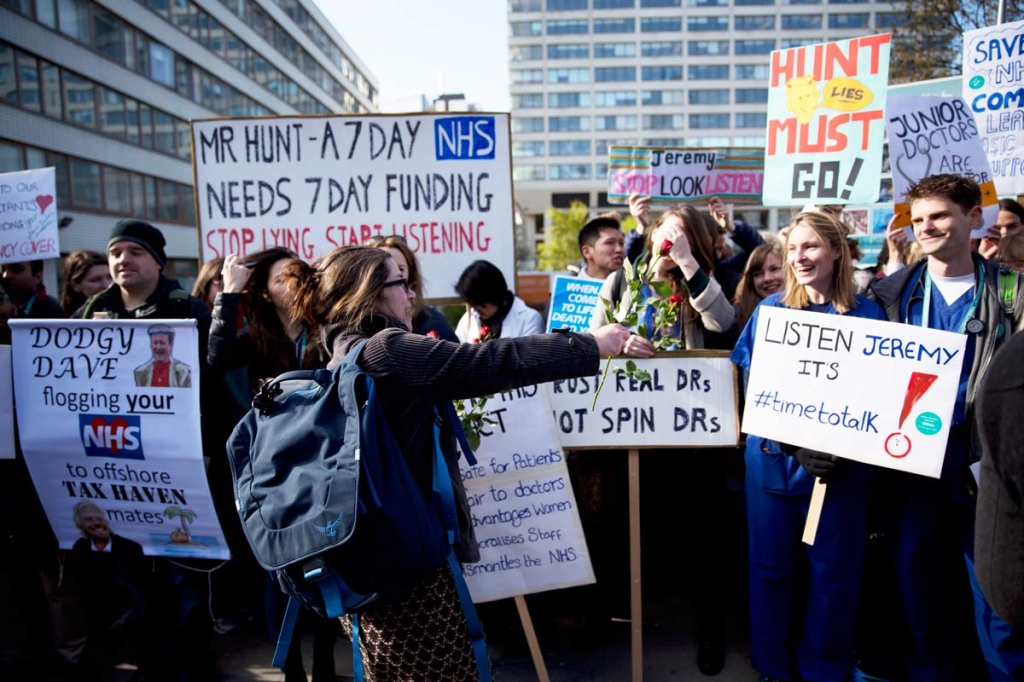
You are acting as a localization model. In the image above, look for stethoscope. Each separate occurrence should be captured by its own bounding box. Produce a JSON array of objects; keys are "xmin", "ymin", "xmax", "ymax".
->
[{"xmin": 919, "ymin": 264, "xmax": 986, "ymax": 335}]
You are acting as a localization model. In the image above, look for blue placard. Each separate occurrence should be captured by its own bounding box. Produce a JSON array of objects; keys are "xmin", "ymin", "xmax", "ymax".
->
[
  {"xmin": 547, "ymin": 276, "xmax": 601, "ymax": 333},
  {"xmin": 434, "ymin": 116, "xmax": 496, "ymax": 160}
]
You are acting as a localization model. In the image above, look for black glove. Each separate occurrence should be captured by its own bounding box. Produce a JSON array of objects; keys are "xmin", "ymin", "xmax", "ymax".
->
[{"xmin": 792, "ymin": 448, "xmax": 839, "ymax": 480}]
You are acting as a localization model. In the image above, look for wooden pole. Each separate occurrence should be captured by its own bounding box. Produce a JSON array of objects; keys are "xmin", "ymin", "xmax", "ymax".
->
[
  {"xmin": 513, "ymin": 595, "xmax": 550, "ymax": 682},
  {"xmin": 628, "ymin": 448, "xmax": 643, "ymax": 682},
  {"xmin": 802, "ymin": 477, "xmax": 827, "ymax": 545}
]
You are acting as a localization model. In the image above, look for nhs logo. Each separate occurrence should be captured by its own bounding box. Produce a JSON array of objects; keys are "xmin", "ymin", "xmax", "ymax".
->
[
  {"xmin": 434, "ymin": 116, "xmax": 496, "ymax": 160},
  {"xmin": 79, "ymin": 415, "xmax": 145, "ymax": 460}
]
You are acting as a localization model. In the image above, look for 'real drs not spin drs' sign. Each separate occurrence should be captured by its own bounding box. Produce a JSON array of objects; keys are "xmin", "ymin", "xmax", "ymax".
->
[
  {"xmin": 741, "ymin": 307, "xmax": 966, "ymax": 478},
  {"xmin": 192, "ymin": 114, "xmax": 514, "ymax": 300},
  {"xmin": 9, "ymin": 320, "xmax": 229, "ymax": 558},
  {"xmin": 763, "ymin": 34, "xmax": 891, "ymax": 206}
]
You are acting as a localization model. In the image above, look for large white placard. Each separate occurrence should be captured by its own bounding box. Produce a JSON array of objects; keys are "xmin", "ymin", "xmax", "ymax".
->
[
  {"xmin": 963, "ymin": 19, "xmax": 1024, "ymax": 196},
  {"xmin": 10, "ymin": 320, "xmax": 229, "ymax": 558},
  {"xmin": 545, "ymin": 352, "xmax": 738, "ymax": 449},
  {"xmin": 0, "ymin": 346, "xmax": 13, "ymax": 459},
  {"xmin": 742, "ymin": 307, "xmax": 967, "ymax": 478},
  {"xmin": 460, "ymin": 386, "xmax": 593, "ymax": 603},
  {"xmin": 0, "ymin": 167, "xmax": 59, "ymax": 265},
  {"xmin": 192, "ymin": 114, "xmax": 514, "ymax": 300}
]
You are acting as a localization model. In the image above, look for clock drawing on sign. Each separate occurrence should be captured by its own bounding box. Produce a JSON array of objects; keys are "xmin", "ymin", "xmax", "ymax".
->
[{"xmin": 884, "ymin": 432, "xmax": 912, "ymax": 458}]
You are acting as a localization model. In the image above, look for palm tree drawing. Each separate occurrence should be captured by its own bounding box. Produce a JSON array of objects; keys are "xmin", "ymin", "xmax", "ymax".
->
[{"xmin": 164, "ymin": 506, "xmax": 197, "ymax": 543}]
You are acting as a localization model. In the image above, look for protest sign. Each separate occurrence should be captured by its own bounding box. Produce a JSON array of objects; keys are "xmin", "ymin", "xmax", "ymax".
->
[
  {"xmin": 10, "ymin": 320, "xmax": 229, "ymax": 558},
  {"xmin": 192, "ymin": 113, "xmax": 514, "ymax": 301},
  {"xmin": 963, "ymin": 19, "xmax": 1024, "ymax": 196},
  {"xmin": 0, "ymin": 168, "xmax": 59, "ymax": 265},
  {"xmin": 545, "ymin": 352, "xmax": 738, "ymax": 449},
  {"xmin": 0, "ymin": 346, "xmax": 13, "ymax": 459},
  {"xmin": 459, "ymin": 386, "xmax": 593, "ymax": 603},
  {"xmin": 885, "ymin": 95, "xmax": 997, "ymax": 236},
  {"xmin": 547, "ymin": 276, "xmax": 599, "ymax": 332},
  {"xmin": 763, "ymin": 34, "xmax": 891, "ymax": 206},
  {"xmin": 607, "ymin": 146, "xmax": 764, "ymax": 205},
  {"xmin": 742, "ymin": 306, "xmax": 966, "ymax": 478}
]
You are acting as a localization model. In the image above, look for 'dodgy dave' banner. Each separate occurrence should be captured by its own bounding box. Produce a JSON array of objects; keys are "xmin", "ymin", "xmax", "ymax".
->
[
  {"xmin": 742, "ymin": 307, "xmax": 966, "ymax": 478},
  {"xmin": 192, "ymin": 113, "xmax": 515, "ymax": 300},
  {"xmin": 10, "ymin": 320, "xmax": 229, "ymax": 558}
]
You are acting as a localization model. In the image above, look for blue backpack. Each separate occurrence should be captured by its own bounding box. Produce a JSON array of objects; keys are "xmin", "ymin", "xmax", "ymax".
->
[{"xmin": 226, "ymin": 340, "xmax": 491, "ymax": 681}]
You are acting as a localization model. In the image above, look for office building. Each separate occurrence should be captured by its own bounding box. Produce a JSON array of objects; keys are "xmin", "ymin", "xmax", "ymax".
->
[
  {"xmin": 508, "ymin": 0, "xmax": 899, "ymax": 259},
  {"xmin": 0, "ymin": 0, "xmax": 377, "ymax": 288}
]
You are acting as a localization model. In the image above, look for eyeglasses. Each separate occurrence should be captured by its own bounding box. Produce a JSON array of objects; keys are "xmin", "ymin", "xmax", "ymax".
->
[
  {"xmin": 383, "ymin": 278, "xmax": 410, "ymax": 293},
  {"xmin": 366, "ymin": 234, "xmax": 408, "ymax": 247}
]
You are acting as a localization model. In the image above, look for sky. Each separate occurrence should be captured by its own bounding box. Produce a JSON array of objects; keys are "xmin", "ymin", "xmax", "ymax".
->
[{"xmin": 313, "ymin": 0, "xmax": 510, "ymax": 112}]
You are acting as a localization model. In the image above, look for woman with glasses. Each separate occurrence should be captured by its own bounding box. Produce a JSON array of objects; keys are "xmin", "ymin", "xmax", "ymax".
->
[
  {"xmin": 366, "ymin": 235, "xmax": 458, "ymax": 341},
  {"xmin": 289, "ymin": 245, "xmax": 630, "ymax": 681},
  {"xmin": 454, "ymin": 259, "xmax": 543, "ymax": 341}
]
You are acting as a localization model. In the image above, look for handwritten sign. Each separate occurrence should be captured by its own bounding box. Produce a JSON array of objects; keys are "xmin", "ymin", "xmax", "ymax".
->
[
  {"xmin": 459, "ymin": 386, "xmax": 593, "ymax": 603},
  {"xmin": 742, "ymin": 306, "xmax": 966, "ymax": 478},
  {"xmin": 545, "ymin": 352, "xmax": 738, "ymax": 449},
  {"xmin": 192, "ymin": 114, "xmax": 514, "ymax": 300},
  {"xmin": 0, "ymin": 346, "xmax": 12, "ymax": 459},
  {"xmin": 547, "ymin": 276, "xmax": 600, "ymax": 333},
  {"xmin": 10, "ymin": 320, "xmax": 229, "ymax": 558},
  {"xmin": 0, "ymin": 168, "xmax": 59, "ymax": 265},
  {"xmin": 963, "ymin": 19, "xmax": 1024, "ymax": 196},
  {"xmin": 886, "ymin": 96, "xmax": 997, "ymax": 236},
  {"xmin": 607, "ymin": 146, "xmax": 764, "ymax": 205},
  {"xmin": 763, "ymin": 34, "xmax": 891, "ymax": 206}
]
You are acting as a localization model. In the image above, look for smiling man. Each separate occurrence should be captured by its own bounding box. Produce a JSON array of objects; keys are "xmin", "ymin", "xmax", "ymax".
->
[
  {"xmin": 134, "ymin": 324, "xmax": 192, "ymax": 387},
  {"xmin": 869, "ymin": 174, "xmax": 1024, "ymax": 680}
]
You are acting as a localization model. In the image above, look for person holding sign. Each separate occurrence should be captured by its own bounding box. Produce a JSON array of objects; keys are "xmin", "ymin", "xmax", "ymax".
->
[
  {"xmin": 868, "ymin": 175, "xmax": 1024, "ymax": 680},
  {"xmin": 732, "ymin": 211, "xmax": 887, "ymax": 682},
  {"xmin": 289, "ymin": 245, "xmax": 630, "ymax": 682}
]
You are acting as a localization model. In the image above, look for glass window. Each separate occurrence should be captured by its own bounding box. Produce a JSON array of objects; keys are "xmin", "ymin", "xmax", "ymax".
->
[
  {"xmin": 46, "ymin": 151, "xmax": 69, "ymax": 204},
  {"xmin": 735, "ymin": 39, "xmax": 776, "ymax": 54},
  {"xmin": 549, "ymin": 116, "xmax": 590, "ymax": 131},
  {"xmin": 783, "ymin": 0, "xmax": 821, "ymax": 3},
  {"xmin": 642, "ymin": 90, "xmax": 684, "ymax": 105},
  {"xmin": 593, "ymin": 18, "xmax": 635, "ymax": 33},
  {"xmin": 645, "ymin": 138, "xmax": 685, "ymax": 146},
  {"xmin": 547, "ymin": 0, "xmax": 588, "ymax": 8},
  {"xmin": 547, "ymin": 44, "xmax": 589, "ymax": 59},
  {"xmin": 595, "ymin": 43, "xmax": 636, "ymax": 58},
  {"xmin": 688, "ymin": 40, "xmax": 729, "ymax": 55},
  {"xmin": 829, "ymin": 0, "xmax": 868, "ymax": 3},
  {"xmin": 157, "ymin": 180, "xmax": 180, "ymax": 222},
  {"xmin": 548, "ymin": 68, "xmax": 590, "ymax": 84},
  {"xmin": 139, "ymin": 103, "xmax": 153, "ymax": 148},
  {"xmin": 734, "ymin": 136, "xmax": 767, "ymax": 146},
  {"xmin": 549, "ymin": 140, "xmax": 592, "ymax": 156},
  {"xmin": 512, "ymin": 93, "xmax": 544, "ymax": 108},
  {"xmin": 511, "ymin": 21, "xmax": 543, "ymax": 36},
  {"xmin": 829, "ymin": 13, "xmax": 869, "ymax": 28},
  {"xmin": 129, "ymin": 172, "xmax": 145, "ymax": 218},
  {"xmin": 513, "ymin": 141, "xmax": 545, "ymax": 157},
  {"xmin": 124, "ymin": 97, "xmax": 139, "ymax": 145},
  {"xmin": 0, "ymin": 141, "xmax": 24, "ymax": 172},
  {"xmin": 510, "ymin": 45, "xmax": 544, "ymax": 60},
  {"xmin": 781, "ymin": 15, "xmax": 821, "ymax": 29},
  {"xmin": 875, "ymin": 13, "xmax": 899, "ymax": 28},
  {"xmin": 512, "ymin": 69, "xmax": 544, "ymax": 84},
  {"xmin": 596, "ymin": 138, "xmax": 638, "ymax": 154},
  {"xmin": 63, "ymin": 72, "xmax": 95, "ymax": 127},
  {"xmin": 57, "ymin": 0, "xmax": 91, "ymax": 43},
  {"xmin": 642, "ymin": 41, "xmax": 683, "ymax": 57},
  {"xmin": 103, "ymin": 167, "xmax": 131, "ymax": 213},
  {"xmin": 689, "ymin": 89, "xmax": 729, "ymax": 105},
  {"xmin": 548, "ymin": 92, "xmax": 590, "ymax": 107},
  {"xmin": 549, "ymin": 164, "xmax": 591, "ymax": 180},
  {"xmin": 736, "ymin": 0, "xmax": 775, "ymax": 4},
  {"xmin": 510, "ymin": 0, "xmax": 543, "ymax": 10},
  {"xmin": 644, "ymin": 114, "xmax": 684, "ymax": 130},
  {"xmin": 594, "ymin": 0, "xmax": 635, "ymax": 7},
  {"xmin": 70, "ymin": 158, "xmax": 101, "ymax": 208},
  {"xmin": 513, "ymin": 165, "xmax": 545, "ymax": 181},
  {"xmin": 36, "ymin": 0, "xmax": 57, "ymax": 28},
  {"xmin": 595, "ymin": 67, "xmax": 635, "ymax": 82},
  {"xmin": 40, "ymin": 61, "xmax": 62, "ymax": 119},
  {"xmin": 17, "ymin": 51, "xmax": 40, "ymax": 112},
  {"xmin": 735, "ymin": 64, "xmax": 771, "ymax": 80},
  {"xmin": 176, "ymin": 119, "xmax": 190, "ymax": 160},
  {"xmin": 689, "ymin": 65, "xmax": 729, "ymax": 80},
  {"xmin": 512, "ymin": 117, "xmax": 545, "ymax": 133},
  {"xmin": 181, "ymin": 185, "xmax": 195, "ymax": 225},
  {"xmin": 25, "ymin": 146, "xmax": 46, "ymax": 170},
  {"xmin": 148, "ymin": 42, "xmax": 175, "ymax": 87},
  {"xmin": 596, "ymin": 163, "xmax": 608, "ymax": 179},
  {"xmin": 595, "ymin": 90, "xmax": 637, "ymax": 107},
  {"xmin": 98, "ymin": 87, "xmax": 125, "ymax": 138},
  {"xmin": 595, "ymin": 115, "xmax": 637, "ymax": 130},
  {"xmin": 687, "ymin": 136, "xmax": 730, "ymax": 147},
  {"xmin": 689, "ymin": 113, "xmax": 729, "ymax": 129},
  {"xmin": 735, "ymin": 15, "xmax": 776, "ymax": 29},
  {"xmin": 153, "ymin": 110, "xmax": 175, "ymax": 155},
  {"xmin": 642, "ymin": 0, "xmax": 680, "ymax": 5},
  {"xmin": 641, "ymin": 66, "xmax": 682, "ymax": 81},
  {"xmin": 736, "ymin": 113, "xmax": 768, "ymax": 128},
  {"xmin": 781, "ymin": 38, "xmax": 822, "ymax": 47},
  {"xmin": 735, "ymin": 87, "xmax": 769, "ymax": 103},
  {"xmin": 689, "ymin": 0, "xmax": 728, "ymax": 4},
  {"xmin": 547, "ymin": 19, "xmax": 589, "ymax": 34},
  {"xmin": 688, "ymin": 17, "xmax": 729, "ymax": 30},
  {"xmin": 93, "ymin": 8, "xmax": 124, "ymax": 63},
  {"xmin": 641, "ymin": 17, "xmax": 682, "ymax": 32}
]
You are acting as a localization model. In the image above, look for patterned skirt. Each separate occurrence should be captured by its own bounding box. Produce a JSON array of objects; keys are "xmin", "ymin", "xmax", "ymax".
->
[{"xmin": 338, "ymin": 564, "xmax": 488, "ymax": 682}]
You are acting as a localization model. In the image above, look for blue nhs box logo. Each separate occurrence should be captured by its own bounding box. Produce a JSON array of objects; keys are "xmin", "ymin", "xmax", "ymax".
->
[{"xmin": 434, "ymin": 116, "xmax": 496, "ymax": 160}]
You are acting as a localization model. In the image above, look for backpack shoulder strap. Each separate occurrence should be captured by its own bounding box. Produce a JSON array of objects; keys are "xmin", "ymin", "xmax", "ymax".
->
[
  {"xmin": 611, "ymin": 268, "xmax": 627, "ymax": 308},
  {"xmin": 1000, "ymin": 268, "xmax": 1017, "ymax": 317},
  {"xmin": 81, "ymin": 293, "xmax": 101, "ymax": 319}
]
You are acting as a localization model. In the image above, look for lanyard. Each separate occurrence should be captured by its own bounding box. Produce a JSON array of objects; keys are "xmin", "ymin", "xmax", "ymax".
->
[{"xmin": 921, "ymin": 264, "xmax": 985, "ymax": 333}]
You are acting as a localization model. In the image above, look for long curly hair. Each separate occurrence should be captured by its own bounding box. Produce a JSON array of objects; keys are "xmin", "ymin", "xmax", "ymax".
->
[{"xmin": 292, "ymin": 246, "xmax": 392, "ymax": 339}]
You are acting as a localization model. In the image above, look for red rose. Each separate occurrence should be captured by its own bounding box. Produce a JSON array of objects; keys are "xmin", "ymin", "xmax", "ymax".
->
[
  {"xmin": 425, "ymin": 330, "xmax": 439, "ymax": 339},
  {"xmin": 472, "ymin": 336, "xmax": 481, "ymax": 344},
  {"xmin": 668, "ymin": 294, "xmax": 684, "ymax": 307},
  {"xmin": 479, "ymin": 325, "xmax": 492, "ymax": 339},
  {"xmin": 659, "ymin": 240, "xmax": 673, "ymax": 256}
]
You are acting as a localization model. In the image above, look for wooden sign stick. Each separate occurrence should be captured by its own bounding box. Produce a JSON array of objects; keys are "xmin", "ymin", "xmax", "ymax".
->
[
  {"xmin": 802, "ymin": 477, "xmax": 827, "ymax": 545},
  {"xmin": 513, "ymin": 595, "xmax": 550, "ymax": 682},
  {"xmin": 628, "ymin": 448, "xmax": 643, "ymax": 682}
]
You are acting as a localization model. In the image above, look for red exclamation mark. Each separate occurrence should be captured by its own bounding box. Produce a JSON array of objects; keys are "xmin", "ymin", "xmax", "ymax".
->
[{"xmin": 884, "ymin": 372, "xmax": 938, "ymax": 459}]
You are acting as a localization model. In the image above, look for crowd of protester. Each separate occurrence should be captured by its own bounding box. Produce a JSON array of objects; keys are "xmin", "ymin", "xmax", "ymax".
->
[{"xmin": 0, "ymin": 174, "xmax": 1023, "ymax": 682}]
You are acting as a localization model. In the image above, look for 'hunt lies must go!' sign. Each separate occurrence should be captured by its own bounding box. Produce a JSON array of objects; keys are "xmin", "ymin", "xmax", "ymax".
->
[{"xmin": 191, "ymin": 113, "xmax": 515, "ymax": 300}]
